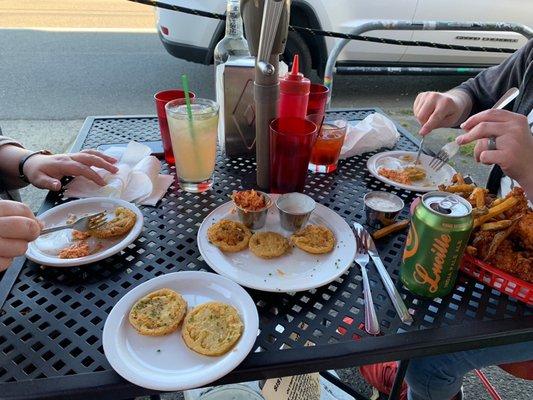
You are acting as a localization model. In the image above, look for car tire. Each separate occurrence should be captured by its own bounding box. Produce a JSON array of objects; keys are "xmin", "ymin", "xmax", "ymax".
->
[{"xmin": 282, "ymin": 31, "xmax": 312, "ymax": 77}]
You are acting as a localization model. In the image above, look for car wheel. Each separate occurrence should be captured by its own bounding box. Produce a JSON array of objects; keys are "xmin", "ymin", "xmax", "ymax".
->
[{"xmin": 282, "ymin": 31, "xmax": 312, "ymax": 77}]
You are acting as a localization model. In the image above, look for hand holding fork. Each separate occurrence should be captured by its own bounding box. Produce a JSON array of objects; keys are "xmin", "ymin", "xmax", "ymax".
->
[{"xmin": 428, "ymin": 87, "xmax": 520, "ymax": 171}]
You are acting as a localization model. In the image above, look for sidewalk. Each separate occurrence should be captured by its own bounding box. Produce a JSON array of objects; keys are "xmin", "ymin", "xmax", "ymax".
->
[{"xmin": 0, "ymin": 119, "xmax": 83, "ymax": 210}]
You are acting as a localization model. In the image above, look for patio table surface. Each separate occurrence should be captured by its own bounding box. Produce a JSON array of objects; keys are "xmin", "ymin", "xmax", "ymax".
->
[{"xmin": 0, "ymin": 108, "xmax": 531, "ymax": 400}]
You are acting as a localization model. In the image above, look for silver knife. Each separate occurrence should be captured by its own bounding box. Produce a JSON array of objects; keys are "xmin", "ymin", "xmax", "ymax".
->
[{"xmin": 353, "ymin": 222, "xmax": 413, "ymax": 324}]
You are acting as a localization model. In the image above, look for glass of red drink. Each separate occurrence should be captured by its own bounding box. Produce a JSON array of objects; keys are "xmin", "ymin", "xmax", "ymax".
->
[
  {"xmin": 270, "ymin": 117, "xmax": 318, "ymax": 194},
  {"xmin": 306, "ymin": 83, "xmax": 329, "ymax": 116},
  {"xmin": 154, "ymin": 89, "xmax": 196, "ymax": 165},
  {"xmin": 308, "ymin": 117, "xmax": 347, "ymax": 173}
]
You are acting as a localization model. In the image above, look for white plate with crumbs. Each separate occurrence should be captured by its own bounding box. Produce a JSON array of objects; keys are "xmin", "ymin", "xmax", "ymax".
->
[
  {"xmin": 103, "ymin": 271, "xmax": 259, "ymax": 391},
  {"xmin": 367, "ymin": 150, "xmax": 457, "ymax": 192},
  {"xmin": 197, "ymin": 194, "xmax": 356, "ymax": 293},
  {"xmin": 26, "ymin": 198, "xmax": 143, "ymax": 267}
]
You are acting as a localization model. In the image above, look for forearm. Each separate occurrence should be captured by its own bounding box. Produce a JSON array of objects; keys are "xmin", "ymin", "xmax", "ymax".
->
[
  {"xmin": 519, "ymin": 174, "xmax": 533, "ymax": 203},
  {"xmin": 0, "ymin": 144, "xmax": 32, "ymax": 190},
  {"xmin": 446, "ymin": 88, "xmax": 473, "ymax": 127}
]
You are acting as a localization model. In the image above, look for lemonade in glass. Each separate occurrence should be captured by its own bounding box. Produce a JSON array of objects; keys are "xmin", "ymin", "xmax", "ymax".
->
[{"xmin": 165, "ymin": 98, "xmax": 219, "ymax": 192}]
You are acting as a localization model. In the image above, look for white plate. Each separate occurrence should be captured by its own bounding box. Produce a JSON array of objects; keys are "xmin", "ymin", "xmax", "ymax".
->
[
  {"xmin": 367, "ymin": 150, "xmax": 457, "ymax": 192},
  {"xmin": 103, "ymin": 271, "xmax": 259, "ymax": 391},
  {"xmin": 26, "ymin": 198, "xmax": 143, "ymax": 267},
  {"xmin": 197, "ymin": 196, "xmax": 356, "ymax": 293}
]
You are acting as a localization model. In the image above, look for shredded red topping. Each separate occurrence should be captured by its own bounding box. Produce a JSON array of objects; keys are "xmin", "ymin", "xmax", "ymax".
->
[
  {"xmin": 232, "ymin": 190, "xmax": 266, "ymax": 211},
  {"xmin": 58, "ymin": 241, "xmax": 90, "ymax": 259}
]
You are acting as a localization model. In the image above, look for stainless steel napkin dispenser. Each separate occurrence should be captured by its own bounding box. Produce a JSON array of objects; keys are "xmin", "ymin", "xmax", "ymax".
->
[{"xmin": 221, "ymin": 56, "xmax": 256, "ymax": 157}]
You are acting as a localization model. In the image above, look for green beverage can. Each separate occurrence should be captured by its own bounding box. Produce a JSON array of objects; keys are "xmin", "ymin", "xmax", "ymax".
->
[{"xmin": 401, "ymin": 191, "xmax": 473, "ymax": 298}]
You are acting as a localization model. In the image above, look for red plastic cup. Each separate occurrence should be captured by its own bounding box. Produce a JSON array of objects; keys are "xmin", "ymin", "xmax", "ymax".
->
[
  {"xmin": 154, "ymin": 89, "xmax": 196, "ymax": 164},
  {"xmin": 306, "ymin": 83, "xmax": 329, "ymax": 116},
  {"xmin": 270, "ymin": 117, "xmax": 318, "ymax": 194}
]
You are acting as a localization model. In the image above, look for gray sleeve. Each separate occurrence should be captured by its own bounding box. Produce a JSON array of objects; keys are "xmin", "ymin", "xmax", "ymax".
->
[
  {"xmin": 456, "ymin": 39, "xmax": 533, "ymax": 115},
  {"xmin": 0, "ymin": 131, "xmax": 23, "ymax": 150},
  {"xmin": 0, "ymin": 127, "xmax": 27, "ymax": 192}
]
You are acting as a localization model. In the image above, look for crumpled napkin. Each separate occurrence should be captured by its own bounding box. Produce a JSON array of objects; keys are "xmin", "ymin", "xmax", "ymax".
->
[
  {"xmin": 64, "ymin": 141, "xmax": 173, "ymax": 206},
  {"xmin": 340, "ymin": 113, "xmax": 400, "ymax": 159}
]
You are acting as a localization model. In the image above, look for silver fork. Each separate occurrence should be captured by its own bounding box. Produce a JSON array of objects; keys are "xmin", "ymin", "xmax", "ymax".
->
[
  {"xmin": 428, "ymin": 141, "xmax": 460, "ymax": 171},
  {"xmin": 414, "ymin": 136, "xmax": 425, "ymax": 165},
  {"xmin": 40, "ymin": 212, "xmax": 107, "ymax": 236},
  {"xmin": 354, "ymin": 228, "xmax": 380, "ymax": 335},
  {"xmin": 429, "ymin": 87, "xmax": 520, "ymax": 172}
]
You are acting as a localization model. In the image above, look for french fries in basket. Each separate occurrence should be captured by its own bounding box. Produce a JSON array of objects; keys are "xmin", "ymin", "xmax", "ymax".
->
[
  {"xmin": 370, "ymin": 171, "xmax": 532, "ymax": 283},
  {"xmin": 480, "ymin": 220, "xmax": 514, "ymax": 231},
  {"xmin": 474, "ymin": 197, "xmax": 518, "ymax": 228},
  {"xmin": 469, "ymin": 187, "xmax": 487, "ymax": 208},
  {"xmin": 452, "ymin": 173, "xmax": 466, "ymax": 185},
  {"xmin": 438, "ymin": 183, "xmax": 476, "ymax": 194},
  {"xmin": 472, "ymin": 206, "xmax": 489, "ymax": 218},
  {"xmin": 491, "ymin": 198, "xmax": 505, "ymax": 207},
  {"xmin": 436, "ymin": 175, "xmax": 533, "ymax": 284}
]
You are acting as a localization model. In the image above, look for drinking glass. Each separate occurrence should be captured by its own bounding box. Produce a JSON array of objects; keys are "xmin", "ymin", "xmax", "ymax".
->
[
  {"xmin": 270, "ymin": 117, "xmax": 318, "ymax": 193},
  {"xmin": 165, "ymin": 98, "xmax": 219, "ymax": 193},
  {"xmin": 306, "ymin": 83, "xmax": 329, "ymax": 116},
  {"xmin": 155, "ymin": 89, "xmax": 196, "ymax": 165},
  {"xmin": 308, "ymin": 117, "xmax": 347, "ymax": 173}
]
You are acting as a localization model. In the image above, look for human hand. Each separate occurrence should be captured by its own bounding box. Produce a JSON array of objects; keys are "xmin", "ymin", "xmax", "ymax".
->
[
  {"xmin": 456, "ymin": 109, "xmax": 533, "ymax": 184},
  {"xmin": 0, "ymin": 200, "xmax": 41, "ymax": 271},
  {"xmin": 413, "ymin": 90, "xmax": 471, "ymax": 136},
  {"xmin": 23, "ymin": 149, "xmax": 119, "ymax": 191}
]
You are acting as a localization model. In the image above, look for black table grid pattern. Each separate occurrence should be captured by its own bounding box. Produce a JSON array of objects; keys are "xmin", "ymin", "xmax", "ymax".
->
[{"xmin": 0, "ymin": 111, "xmax": 531, "ymax": 386}]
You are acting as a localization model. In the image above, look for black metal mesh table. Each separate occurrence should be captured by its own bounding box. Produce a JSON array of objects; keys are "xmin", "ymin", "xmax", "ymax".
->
[{"xmin": 0, "ymin": 109, "xmax": 531, "ymax": 400}]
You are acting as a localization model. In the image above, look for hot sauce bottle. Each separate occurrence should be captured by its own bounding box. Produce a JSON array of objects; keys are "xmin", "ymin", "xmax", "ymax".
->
[{"xmin": 278, "ymin": 54, "xmax": 310, "ymax": 119}]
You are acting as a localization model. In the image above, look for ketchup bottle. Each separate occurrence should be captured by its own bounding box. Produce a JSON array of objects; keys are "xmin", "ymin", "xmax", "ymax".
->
[{"xmin": 278, "ymin": 54, "xmax": 310, "ymax": 119}]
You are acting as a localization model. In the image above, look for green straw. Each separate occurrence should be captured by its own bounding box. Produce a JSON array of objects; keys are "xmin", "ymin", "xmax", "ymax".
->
[
  {"xmin": 181, "ymin": 74, "xmax": 194, "ymax": 123},
  {"xmin": 180, "ymin": 74, "xmax": 202, "ymax": 168}
]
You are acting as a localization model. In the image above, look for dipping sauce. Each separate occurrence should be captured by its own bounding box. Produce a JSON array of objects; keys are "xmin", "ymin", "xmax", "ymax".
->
[
  {"xmin": 276, "ymin": 193, "xmax": 315, "ymax": 215},
  {"xmin": 279, "ymin": 205, "xmax": 308, "ymax": 214},
  {"xmin": 365, "ymin": 193, "xmax": 403, "ymax": 212},
  {"xmin": 275, "ymin": 193, "xmax": 316, "ymax": 232},
  {"xmin": 364, "ymin": 191, "xmax": 405, "ymax": 228}
]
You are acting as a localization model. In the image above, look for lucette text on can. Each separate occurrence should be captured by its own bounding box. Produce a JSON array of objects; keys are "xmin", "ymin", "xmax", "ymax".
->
[{"xmin": 401, "ymin": 192, "xmax": 473, "ymax": 298}]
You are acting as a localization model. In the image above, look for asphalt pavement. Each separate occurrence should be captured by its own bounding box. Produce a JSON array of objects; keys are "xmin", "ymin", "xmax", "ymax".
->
[
  {"xmin": 0, "ymin": 27, "xmax": 471, "ymax": 120},
  {"xmin": 1, "ymin": 0, "xmax": 154, "ymax": 29},
  {"xmin": 0, "ymin": 1, "xmax": 530, "ymax": 399}
]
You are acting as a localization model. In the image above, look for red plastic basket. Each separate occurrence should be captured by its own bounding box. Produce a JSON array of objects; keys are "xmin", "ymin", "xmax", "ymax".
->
[{"xmin": 460, "ymin": 255, "xmax": 533, "ymax": 305}]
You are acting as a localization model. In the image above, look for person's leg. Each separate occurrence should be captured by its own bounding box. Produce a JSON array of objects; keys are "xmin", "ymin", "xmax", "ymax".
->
[
  {"xmin": 360, "ymin": 361, "xmax": 408, "ymax": 399},
  {"xmin": 406, "ymin": 341, "xmax": 533, "ymax": 400}
]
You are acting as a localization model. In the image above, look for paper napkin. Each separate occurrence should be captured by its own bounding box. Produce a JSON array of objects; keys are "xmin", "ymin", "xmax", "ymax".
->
[
  {"xmin": 64, "ymin": 141, "xmax": 173, "ymax": 206},
  {"xmin": 340, "ymin": 113, "xmax": 400, "ymax": 159}
]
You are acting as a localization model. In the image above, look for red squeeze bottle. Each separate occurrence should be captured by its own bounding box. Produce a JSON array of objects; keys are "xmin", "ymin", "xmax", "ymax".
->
[{"xmin": 278, "ymin": 54, "xmax": 311, "ymax": 119}]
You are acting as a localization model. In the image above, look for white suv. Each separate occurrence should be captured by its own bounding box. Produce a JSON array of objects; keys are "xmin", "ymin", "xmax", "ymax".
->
[{"xmin": 156, "ymin": 0, "xmax": 531, "ymax": 77}]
